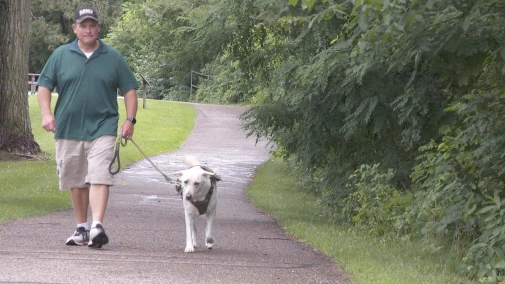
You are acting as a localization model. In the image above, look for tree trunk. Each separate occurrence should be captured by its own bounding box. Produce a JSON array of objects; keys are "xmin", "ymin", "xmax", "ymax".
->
[{"xmin": 0, "ymin": 0, "xmax": 41, "ymax": 159}]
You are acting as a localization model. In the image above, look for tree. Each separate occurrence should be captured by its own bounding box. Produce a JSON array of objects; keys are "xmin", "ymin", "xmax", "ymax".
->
[
  {"xmin": 0, "ymin": 0, "xmax": 40, "ymax": 158},
  {"xmin": 29, "ymin": 0, "xmax": 126, "ymax": 73}
]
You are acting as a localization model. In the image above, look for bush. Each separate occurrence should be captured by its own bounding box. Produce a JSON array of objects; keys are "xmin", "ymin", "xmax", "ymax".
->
[
  {"xmin": 340, "ymin": 164, "xmax": 412, "ymax": 236},
  {"xmin": 166, "ymin": 84, "xmax": 191, "ymax": 102}
]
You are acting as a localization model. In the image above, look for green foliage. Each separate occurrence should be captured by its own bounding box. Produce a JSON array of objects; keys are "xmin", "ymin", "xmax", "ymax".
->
[
  {"xmin": 106, "ymin": 0, "xmax": 247, "ymax": 101},
  {"xmin": 468, "ymin": 192, "xmax": 505, "ymax": 282},
  {"xmin": 238, "ymin": 0, "xmax": 505, "ymax": 280},
  {"xmin": 340, "ymin": 164, "xmax": 412, "ymax": 236},
  {"xmin": 408, "ymin": 83, "xmax": 505, "ymax": 280},
  {"xmin": 193, "ymin": 55, "xmax": 254, "ymax": 104},
  {"xmin": 30, "ymin": 0, "xmax": 125, "ymax": 73}
]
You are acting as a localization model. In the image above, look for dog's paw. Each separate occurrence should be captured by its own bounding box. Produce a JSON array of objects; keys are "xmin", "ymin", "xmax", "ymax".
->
[
  {"xmin": 206, "ymin": 237, "xmax": 214, "ymax": 249},
  {"xmin": 184, "ymin": 245, "xmax": 195, "ymax": 253}
]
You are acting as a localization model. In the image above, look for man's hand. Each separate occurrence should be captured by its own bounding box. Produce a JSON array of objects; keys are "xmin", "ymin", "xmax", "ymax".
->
[
  {"xmin": 120, "ymin": 120, "xmax": 134, "ymax": 140},
  {"xmin": 37, "ymin": 86, "xmax": 55, "ymax": 133},
  {"xmin": 42, "ymin": 114, "xmax": 56, "ymax": 132}
]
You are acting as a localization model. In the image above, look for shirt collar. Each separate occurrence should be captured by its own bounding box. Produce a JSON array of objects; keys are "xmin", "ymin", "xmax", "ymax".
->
[{"xmin": 70, "ymin": 38, "xmax": 107, "ymax": 54}]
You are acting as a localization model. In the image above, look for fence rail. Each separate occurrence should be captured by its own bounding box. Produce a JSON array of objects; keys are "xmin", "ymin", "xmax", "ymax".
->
[
  {"xmin": 190, "ymin": 70, "xmax": 211, "ymax": 97},
  {"xmin": 28, "ymin": 73, "xmax": 40, "ymax": 95}
]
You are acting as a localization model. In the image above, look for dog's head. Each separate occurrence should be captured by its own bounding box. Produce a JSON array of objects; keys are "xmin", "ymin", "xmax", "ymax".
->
[{"xmin": 176, "ymin": 166, "xmax": 216, "ymax": 201}]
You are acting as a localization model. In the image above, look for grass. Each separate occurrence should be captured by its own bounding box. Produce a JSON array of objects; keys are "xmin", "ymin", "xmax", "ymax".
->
[
  {"xmin": 0, "ymin": 95, "xmax": 196, "ymax": 223},
  {"xmin": 246, "ymin": 157, "xmax": 477, "ymax": 284}
]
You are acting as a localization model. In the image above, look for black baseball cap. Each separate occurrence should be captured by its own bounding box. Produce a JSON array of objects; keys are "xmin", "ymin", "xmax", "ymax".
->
[{"xmin": 74, "ymin": 7, "xmax": 99, "ymax": 23}]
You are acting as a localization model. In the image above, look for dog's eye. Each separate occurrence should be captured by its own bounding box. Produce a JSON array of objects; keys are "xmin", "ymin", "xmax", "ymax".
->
[
  {"xmin": 194, "ymin": 182, "xmax": 200, "ymax": 186},
  {"xmin": 184, "ymin": 180, "xmax": 188, "ymax": 184}
]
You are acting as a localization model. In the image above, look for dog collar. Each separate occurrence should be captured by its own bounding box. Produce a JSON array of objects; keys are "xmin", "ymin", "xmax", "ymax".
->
[{"xmin": 190, "ymin": 182, "xmax": 215, "ymax": 215}]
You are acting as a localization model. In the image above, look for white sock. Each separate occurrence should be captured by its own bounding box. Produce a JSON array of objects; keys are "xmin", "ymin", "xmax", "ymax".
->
[
  {"xmin": 77, "ymin": 222, "xmax": 89, "ymax": 230},
  {"xmin": 91, "ymin": 221, "xmax": 102, "ymax": 228}
]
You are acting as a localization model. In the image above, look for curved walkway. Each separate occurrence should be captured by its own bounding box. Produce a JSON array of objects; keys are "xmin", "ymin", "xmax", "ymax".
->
[{"xmin": 0, "ymin": 103, "xmax": 348, "ymax": 284}]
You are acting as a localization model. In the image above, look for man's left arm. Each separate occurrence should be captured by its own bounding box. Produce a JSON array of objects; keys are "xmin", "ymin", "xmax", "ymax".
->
[{"xmin": 120, "ymin": 89, "xmax": 138, "ymax": 139}]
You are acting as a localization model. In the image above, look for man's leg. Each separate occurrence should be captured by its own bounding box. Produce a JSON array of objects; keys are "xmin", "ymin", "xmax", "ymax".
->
[
  {"xmin": 86, "ymin": 135, "xmax": 115, "ymax": 248},
  {"xmin": 70, "ymin": 187, "xmax": 90, "ymax": 223},
  {"xmin": 66, "ymin": 187, "xmax": 90, "ymax": 245},
  {"xmin": 88, "ymin": 184, "xmax": 110, "ymax": 248},
  {"xmin": 89, "ymin": 184, "xmax": 109, "ymax": 222}
]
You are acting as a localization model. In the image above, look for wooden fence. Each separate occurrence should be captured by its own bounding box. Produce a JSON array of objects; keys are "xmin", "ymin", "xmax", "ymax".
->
[{"xmin": 28, "ymin": 73, "xmax": 39, "ymax": 95}]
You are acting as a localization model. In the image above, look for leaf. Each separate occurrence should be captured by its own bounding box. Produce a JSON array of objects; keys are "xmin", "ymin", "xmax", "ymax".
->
[
  {"xmin": 485, "ymin": 218, "xmax": 501, "ymax": 230},
  {"xmin": 426, "ymin": 0, "xmax": 434, "ymax": 9},
  {"xmin": 288, "ymin": 0, "xmax": 298, "ymax": 6},
  {"xmin": 462, "ymin": 16, "xmax": 471, "ymax": 32},
  {"xmin": 443, "ymin": 152, "xmax": 450, "ymax": 160},
  {"xmin": 359, "ymin": 14, "xmax": 369, "ymax": 30},
  {"xmin": 323, "ymin": 8, "xmax": 334, "ymax": 20},
  {"xmin": 470, "ymin": 242, "xmax": 487, "ymax": 250},
  {"xmin": 466, "ymin": 204, "xmax": 477, "ymax": 215},
  {"xmin": 352, "ymin": 0, "xmax": 364, "ymax": 14},
  {"xmin": 480, "ymin": 205, "xmax": 496, "ymax": 214},
  {"xmin": 484, "ymin": 213, "xmax": 498, "ymax": 223},
  {"xmin": 308, "ymin": 14, "xmax": 319, "ymax": 29},
  {"xmin": 383, "ymin": 14, "xmax": 392, "ymax": 25},
  {"xmin": 302, "ymin": 0, "xmax": 316, "ymax": 9},
  {"xmin": 495, "ymin": 261, "xmax": 505, "ymax": 269}
]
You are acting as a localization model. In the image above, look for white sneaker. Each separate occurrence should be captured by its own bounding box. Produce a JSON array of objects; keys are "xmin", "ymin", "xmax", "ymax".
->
[
  {"xmin": 66, "ymin": 227, "xmax": 89, "ymax": 246},
  {"xmin": 87, "ymin": 224, "xmax": 109, "ymax": 248}
]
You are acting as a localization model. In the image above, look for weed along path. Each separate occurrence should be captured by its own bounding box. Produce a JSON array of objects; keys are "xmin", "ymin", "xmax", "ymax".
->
[{"xmin": 0, "ymin": 103, "xmax": 348, "ymax": 283}]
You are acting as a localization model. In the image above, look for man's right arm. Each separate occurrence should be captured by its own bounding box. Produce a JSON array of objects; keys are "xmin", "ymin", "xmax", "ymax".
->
[{"xmin": 38, "ymin": 86, "xmax": 56, "ymax": 133}]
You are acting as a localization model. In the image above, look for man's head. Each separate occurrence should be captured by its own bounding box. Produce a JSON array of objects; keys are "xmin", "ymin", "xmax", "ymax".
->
[
  {"xmin": 74, "ymin": 7, "xmax": 99, "ymax": 23},
  {"xmin": 72, "ymin": 7, "xmax": 100, "ymax": 48}
]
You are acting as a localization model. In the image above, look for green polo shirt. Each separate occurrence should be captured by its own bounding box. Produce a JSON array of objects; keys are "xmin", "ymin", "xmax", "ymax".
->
[{"xmin": 37, "ymin": 39, "xmax": 139, "ymax": 141}]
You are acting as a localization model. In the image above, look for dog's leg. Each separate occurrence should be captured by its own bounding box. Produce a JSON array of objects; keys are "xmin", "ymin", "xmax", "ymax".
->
[
  {"xmin": 192, "ymin": 220, "xmax": 197, "ymax": 249},
  {"xmin": 205, "ymin": 208, "xmax": 216, "ymax": 250},
  {"xmin": 185, "ymin": 210, "xmax": 196, "ymax": 253}
]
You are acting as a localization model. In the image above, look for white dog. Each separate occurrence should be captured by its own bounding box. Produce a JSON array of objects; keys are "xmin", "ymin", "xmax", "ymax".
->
[{"xmin": 176, "ymin": 157, "xmax": 221, "ymax": 253}]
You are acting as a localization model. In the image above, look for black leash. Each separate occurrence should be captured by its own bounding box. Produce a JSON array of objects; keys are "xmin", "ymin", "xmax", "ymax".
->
[
  {"xmin": 109, "ymin": 135, "xmax": 127, "ymax": 175},
  {"xmin": 109, "ymin": 135, "xmax": 174, "ymax": 183}
]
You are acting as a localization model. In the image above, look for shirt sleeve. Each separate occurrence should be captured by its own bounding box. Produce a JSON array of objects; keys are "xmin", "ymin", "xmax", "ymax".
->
[
  {"xmin": 116, "ymin": 54, "xmax": 139, "ymax": 94},
  {"xmin": 37, "ymin": 49, "xmax": 59, "ymax": 91}
]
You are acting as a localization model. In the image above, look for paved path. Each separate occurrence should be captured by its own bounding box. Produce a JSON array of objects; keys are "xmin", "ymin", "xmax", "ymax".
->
[{"xmin": 0, "ymin": 103, "xmax": 348, "ymax": 284}]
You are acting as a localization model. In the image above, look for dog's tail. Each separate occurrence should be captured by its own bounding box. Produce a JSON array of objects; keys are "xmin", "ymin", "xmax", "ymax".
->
[{"xmin": 182, "ymin": 156, "xmax": 200, "ymax": 167}]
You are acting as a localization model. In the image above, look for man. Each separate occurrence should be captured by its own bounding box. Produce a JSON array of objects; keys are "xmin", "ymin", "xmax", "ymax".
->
[{"xmin": 37, "ymin": 7, "xmax": 139, "ymax": 248}]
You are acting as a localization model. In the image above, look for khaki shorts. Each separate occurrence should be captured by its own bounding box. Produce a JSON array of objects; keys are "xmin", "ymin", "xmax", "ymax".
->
[{"xmin": 55, "ymin": 135, "xmax": 116, "ymax": 190}]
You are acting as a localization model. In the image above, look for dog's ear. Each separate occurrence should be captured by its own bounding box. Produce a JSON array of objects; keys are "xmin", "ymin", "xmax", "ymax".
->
[
  {"xmin": 202, "ymin": 170, "xmax": 215, "ymax": 180},
  {"xmin": 176, "ymin": 170, "xmax": 185, "ymax": 178}
]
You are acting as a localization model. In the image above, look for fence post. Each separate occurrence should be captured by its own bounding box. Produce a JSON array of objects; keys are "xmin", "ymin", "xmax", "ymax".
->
[
  {"xmin": 190, "ymin": 70, "xmax": 211, "ymax": 98},
  {"xmin": 138, "ymin": 73, "xmax": 150, "ymax": 109},
  {"xmin": 30, "ymin": 75, "xmax": 36, "ymax": 95},
  {"xmin": 190, "ymin": 69, "xmax": 193, "ymax": 97}
]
